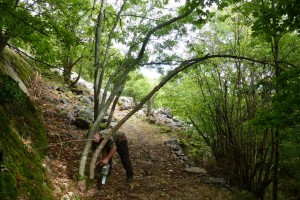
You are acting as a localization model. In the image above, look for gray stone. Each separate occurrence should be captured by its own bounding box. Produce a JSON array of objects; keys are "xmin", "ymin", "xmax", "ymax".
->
[
  {"xmin": 119, "ymin": 96, "xmax": 134, "ymax": 110},
  {"xmin": 135, "ymin": 110, "xmax": 146, "ymax": 117},
  {"xmin": 164, "ymin": 139, "xmax": 180, "ymax": 146},
  {"xmin": 77, "ymin": 108, "xmax": 94, "ymax": 121},
  {"xmin": 168, "ymin": 143, "xmax": 181, "ymax": 151},
  {"xmin": 174, "ymin": 149, "xmax": 184, "ymax": 156},
  {"xmin": 2, "ymin": 64, "xmax": 29, "ymax": 96},
  {"xmin": 182, "ymin": 156, "xmax": 189, "ymax": 161},
  {"xmin": 184, "ymin": 167, "xmax": 207, "ymax": 175},
  {"xmin": 208, "ymin": 177, "xmax": 226, "ymax": 185},
  {"xmin": 79, "ymin": 96, "xmax": 93, "ymax": 108},
  {"xmin": 60, "ymin": 97, "xmax": 70, "ymax": 106},
  {"xmin": 165, "ymin": 139, "xmax": 181, "ymax": 150},
  {"xmin": 73, "ymin": 107, "xmax": 93, "ymax": 129},
  {"xmin": 68, "ymin": 132, "xmax": 78, "ymax": 139},
  {"xmin": 71, "ymin": 88, "xmax": 84, "ymax": 95},
  {"xmin": 67, "ymin": 111, "xmax": 76, "ymax": 123},
  {"xmin": 121, "ymin": 102, "xmax": 132, "ymax": 110},
  {"xmin": 109, "ymin": 121, "xmax": 117, "ymax": 128}
]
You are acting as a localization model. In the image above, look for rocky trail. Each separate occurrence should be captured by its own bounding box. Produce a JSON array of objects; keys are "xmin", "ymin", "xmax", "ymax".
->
[{"xmin": 29, "ymin": 77, "xmax": 235, "ymax": 200}]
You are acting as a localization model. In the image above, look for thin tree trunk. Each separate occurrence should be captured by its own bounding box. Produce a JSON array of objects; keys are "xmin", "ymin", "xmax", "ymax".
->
[
  {"xmin": 69, "ymin": 63, "xmax": 82, "ymax": 87},
  {"xmin": 147, "ymin": 95, "xmax": 155, "ymax": 116},
  {"xmin": 94, "ymin": 0, "xmax": 106, "ymax": 119},
  {"xmin": 106, "ymin": 83, "xmax": 124, "ymax": 129}
]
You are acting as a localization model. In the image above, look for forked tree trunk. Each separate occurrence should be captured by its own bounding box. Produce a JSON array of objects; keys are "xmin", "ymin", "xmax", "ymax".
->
[
  {"xmin": 93, "ymin": 0, "xmax": 106, "ymax": 119},
  {"xmin": 80, "ymin": 3, "xmax": 201, "ymax": 183}
]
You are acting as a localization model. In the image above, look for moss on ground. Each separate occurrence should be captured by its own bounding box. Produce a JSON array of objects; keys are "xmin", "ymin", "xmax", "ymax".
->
[
  {"xmin": 1, "ymin": 48, "xmax": 34, "ymax": 84},
  {"xmin": 0, "ymin": 69, "xmax": 53, "ymax": 199}
]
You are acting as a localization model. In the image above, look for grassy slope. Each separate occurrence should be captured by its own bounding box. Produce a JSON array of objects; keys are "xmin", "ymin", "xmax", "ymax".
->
[{"xmin": 0, "ymin": 49, "xmax": 53, "ymax": 200}]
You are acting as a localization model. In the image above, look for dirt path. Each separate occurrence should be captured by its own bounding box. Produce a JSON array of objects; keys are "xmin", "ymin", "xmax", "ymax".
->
[
  {"xmin": 94, "ymin": 112, "xmax": 234, "ymax": 200},
  {"xmin": 31, "ymin": 79, "xmax": 235, "ymax": 200}
]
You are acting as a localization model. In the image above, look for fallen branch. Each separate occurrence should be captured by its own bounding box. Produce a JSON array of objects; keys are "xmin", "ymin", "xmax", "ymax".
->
[{"xmin": 39, "ymin": 139, "xmax": 93, "ymax": 149}]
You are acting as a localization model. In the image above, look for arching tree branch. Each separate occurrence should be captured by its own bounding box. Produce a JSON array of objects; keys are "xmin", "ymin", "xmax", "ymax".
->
[{"xmin": 89, "ymin": 53, "xmax": 274, "ymax": 179}]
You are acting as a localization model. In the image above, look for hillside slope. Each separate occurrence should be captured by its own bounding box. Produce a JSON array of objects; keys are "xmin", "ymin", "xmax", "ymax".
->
[
  {"xmin": 0, "ymin": 49, "xmax": 53, "ymax": 200},
  {"xmin": 30, "ymin": 73, "xmax": 236, "ymax": 200}
]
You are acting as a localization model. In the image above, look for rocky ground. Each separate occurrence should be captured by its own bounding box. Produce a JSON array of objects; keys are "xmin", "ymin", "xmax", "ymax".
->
[{"xmin": 29, "ymin": 76, "xmax": 236, "ymax": 200}]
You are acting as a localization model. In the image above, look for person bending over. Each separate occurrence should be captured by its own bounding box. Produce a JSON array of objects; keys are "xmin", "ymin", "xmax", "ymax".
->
[{"xmin": 93, "ymin": 129, "xmax": 133, "ymax": 184}]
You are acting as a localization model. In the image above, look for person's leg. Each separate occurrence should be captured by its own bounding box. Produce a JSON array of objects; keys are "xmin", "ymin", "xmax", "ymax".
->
[
  {"xmin": 117, "ymin": 140, "xmax": 133, "ymax": 181},
  {"xmin": 106, "ymin": 145, "xmax": 113, "ymax": 175}
]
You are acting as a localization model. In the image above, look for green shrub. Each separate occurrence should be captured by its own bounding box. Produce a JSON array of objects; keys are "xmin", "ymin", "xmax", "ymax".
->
[{"xmin": 0, "ymin": 75, "xmax": 26, "ymax": 103}]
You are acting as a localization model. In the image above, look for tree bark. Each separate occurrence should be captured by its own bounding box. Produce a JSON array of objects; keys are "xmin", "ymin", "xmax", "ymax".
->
[
  {"xmin": 106, "ymin": 84, "xmax": 124, "ymax": 129},
  {"xmin": 93, "ymin": 0, "xmax": 106, "ymax": 119},
  {"xmin": 147, "ymin": 95, "xmax": 155, "ymax": 116}
]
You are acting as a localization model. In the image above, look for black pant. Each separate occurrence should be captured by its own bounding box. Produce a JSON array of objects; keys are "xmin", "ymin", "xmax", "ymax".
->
[{"xmin": 106, "ymin": 140, "xmax": 133, "ymax": 178}]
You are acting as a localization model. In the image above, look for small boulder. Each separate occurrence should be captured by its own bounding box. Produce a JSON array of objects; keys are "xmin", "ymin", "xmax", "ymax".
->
[
  {"xmin": 184, "ymin": 167, "xmax": 207, "ymax": 175},
  {"xmin": 208, "ymin": 177, "xmax": 226, "ymax": 185}
]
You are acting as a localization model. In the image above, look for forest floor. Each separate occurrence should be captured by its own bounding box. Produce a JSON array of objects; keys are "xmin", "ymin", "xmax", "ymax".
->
[{"xmin": 30, "ymin": 77, "xmax": 236, "ymax": 200}]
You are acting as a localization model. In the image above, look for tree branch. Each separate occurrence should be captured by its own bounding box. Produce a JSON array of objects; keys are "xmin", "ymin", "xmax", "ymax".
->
[
  {"xmin": 39, "ymin": 139, "xmax": 93, "ymax": 149},
  {"xmin": 7, "ymin": 44, "xmax": 56, "ymax": 68},
  {"xmin": 105, "ymin": 11, "xmax": 160, "ymax": 21}
]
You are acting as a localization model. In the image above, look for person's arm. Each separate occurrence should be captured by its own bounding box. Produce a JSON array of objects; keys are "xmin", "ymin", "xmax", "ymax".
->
[
  {"xmin": 93, "ymin": 133, "xmax": 107, "ymax": 165},
  {"xmin": 102, "ymin": 146, "xmax": 117, "ymax": 165},
  {"xmin": 102, "ymin": 148, "xmax": 107, "ymax": 159}
]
